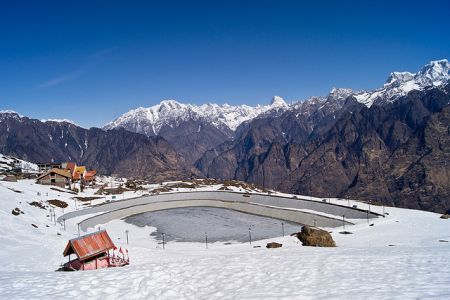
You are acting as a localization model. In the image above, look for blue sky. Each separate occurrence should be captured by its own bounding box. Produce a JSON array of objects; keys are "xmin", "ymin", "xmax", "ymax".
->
[{"xmin": 1, "ymin": 0, "xmax": 449, "ymax": 127}]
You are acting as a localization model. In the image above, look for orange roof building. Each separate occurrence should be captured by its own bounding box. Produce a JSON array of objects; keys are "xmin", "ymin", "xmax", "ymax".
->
[
  {"xmin": 84, "ymin": 170, "xmax": 97, "ymax": 182},
  {"xmin": 65, "ymin": 162, "xmax": 76, "ymax": 174},
  {"xmin": 72, "ymin": 166, "xmax": 86, "ymax": 181}
]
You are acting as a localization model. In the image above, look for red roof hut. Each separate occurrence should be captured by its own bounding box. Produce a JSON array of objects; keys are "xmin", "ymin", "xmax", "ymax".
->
[{"xmin": 62, "ymin": 230, "xmax": 128, "ymax": 271}]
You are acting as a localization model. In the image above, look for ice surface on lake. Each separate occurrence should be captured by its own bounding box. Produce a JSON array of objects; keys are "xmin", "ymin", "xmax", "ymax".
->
[{"xmin": 125, "ymin": 207, "xmax": 302, "ymax": 243}]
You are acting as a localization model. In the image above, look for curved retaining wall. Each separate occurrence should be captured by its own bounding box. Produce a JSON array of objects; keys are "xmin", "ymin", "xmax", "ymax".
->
[
  {"xmin": 60, "ymin": 191, "xmax": 379, "ymax": 222},
  {"xmin": 79, "ymin": 199, "xmax": 353, "ymax": 231},
  {"xmin": 59, "ymin": 191, "xmax": 379, "ymax": 231}
]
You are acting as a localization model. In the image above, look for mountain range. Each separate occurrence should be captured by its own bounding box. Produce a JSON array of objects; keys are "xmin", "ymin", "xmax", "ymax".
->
[{"xmin": 1, "ymin": 59, "xmax": 449, "ymax": 212}]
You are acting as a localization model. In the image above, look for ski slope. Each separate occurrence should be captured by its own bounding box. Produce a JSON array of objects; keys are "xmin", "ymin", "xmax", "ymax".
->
[{"xmin": 0, "ymin": 179, "xmax": 449, "ymax": 299}]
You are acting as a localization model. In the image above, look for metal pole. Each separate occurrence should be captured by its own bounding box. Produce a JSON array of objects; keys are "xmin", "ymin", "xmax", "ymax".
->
[
  {"xmin": 248, "ymin": 228, "xmax": 252, "ymax": 245},
  {"xmin": 281, "ymin": 222, "xmax": 285, "ymax": 237},
  {"xmin": 205, "ymin": 232, "xmax": 208, "ymax": 249},
  {"xmin": 126, "ymin": 230, "xmax": 129, "ymax": 245},
  {"xmin": 63, "ymin": 218, "xmax": 66, "ymax": 231},
  {"xmin": 162, "ymin": 233, "xmax": 165, "ymax": 250}
]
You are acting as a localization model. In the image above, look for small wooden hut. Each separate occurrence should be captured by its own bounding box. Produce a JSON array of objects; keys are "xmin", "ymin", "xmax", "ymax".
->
[{"xmin": 62, "ymin": 230, "xmax": 129, "ymax": 271}]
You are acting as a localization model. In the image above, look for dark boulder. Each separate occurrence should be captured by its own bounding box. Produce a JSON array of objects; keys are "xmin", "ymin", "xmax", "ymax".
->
[
  {"xmin": 11, "ymin": 207, "xmax": 23, "ymax": 216},
  {"xmin": 293, "ymin": 226, "xmax": 336, "ymax": 247}
]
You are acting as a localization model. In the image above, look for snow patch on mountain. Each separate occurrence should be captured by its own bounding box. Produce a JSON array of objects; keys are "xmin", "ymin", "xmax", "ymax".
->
[
  {"xmin": 104, "ymin": 97, "xmax": 289, "ymax": 135},
  {"xmin": 0, "ymin": 110, "xmax": 24, "ymax": 121},
  {"xmin": 41, "ymin": 119, "xmax": 78, "ymax": 126}
]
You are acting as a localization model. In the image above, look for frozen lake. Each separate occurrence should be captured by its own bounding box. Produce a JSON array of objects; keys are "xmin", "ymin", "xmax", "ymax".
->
[{"xmin": 125, "ymin": 207, "xmax": 303, "ymax": 243}]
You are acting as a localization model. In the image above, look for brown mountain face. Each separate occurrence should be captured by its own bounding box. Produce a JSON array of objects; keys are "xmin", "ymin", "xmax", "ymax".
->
[
  {"xmin": 158, "ymin": 119, "xmax": 231, "ymax": 164},
  {"xmin": 385, "ymin": 106, "xmax": 450, "ymax": 212},
  {"xmin": 197, "ymin": 86, "xmax": 450, "ymax": 213},
  {"xmin": 0, "ymin": 114, "xmax": 195, "ymax": 181}
]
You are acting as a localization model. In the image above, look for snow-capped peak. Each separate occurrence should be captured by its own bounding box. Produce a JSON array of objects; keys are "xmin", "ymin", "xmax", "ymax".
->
[
  {"xmin": 103, "ymin": 59, "xmax": 449, "ymax": 135},
  {"xmin": 270, "ymin": 96, "xmax": 288, "ymax": 107},
  {"xmin": 329, "ymin": 88, "xmax": 354, "ymax": 100},
  {"xmin": 385, "ymin": 72, "xmax": 414, "ymax": 85},
  {"xmin": 0, "ymin": 109, "xmax": 23, "ymax": 117},
  {"xmin": 354, "ymin": 59, "xmax": 450, "ymax": 107},
  {"xmin": 416, "ymin": 59, "xmax": 449, "ymax": 84},
  {"xmin": 104, "ymin": 97, "xmax": 288, "ymax": 135}
]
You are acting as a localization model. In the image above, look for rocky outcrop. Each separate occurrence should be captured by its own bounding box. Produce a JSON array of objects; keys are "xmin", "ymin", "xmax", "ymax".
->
[
  {"xmin": 441, "ymin": 209, "xmax": 450, "ymax": 219},
  {"xmin": 266, "ymin": 242, "xmax": 283, "ymax": 249},
  {"xmin": 293, "ymin": 226, "xmax": 336, "ymax": 247}
]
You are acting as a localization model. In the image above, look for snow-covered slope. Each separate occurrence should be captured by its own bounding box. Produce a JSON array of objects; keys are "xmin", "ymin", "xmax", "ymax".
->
[
  {"xmin": 0, "ymin": 153, "xmax": 38, "ymax": 173},
  {"xmin": 104, "ymin": 59, "xmax": 449, "ymax": 136},
  {"xmin": 41, "ymin": 119, "xmax": 79, "ymax": 126},
  {"xmin": 0, "ymin": 179, "xmax": 449, "ymax": 299}
]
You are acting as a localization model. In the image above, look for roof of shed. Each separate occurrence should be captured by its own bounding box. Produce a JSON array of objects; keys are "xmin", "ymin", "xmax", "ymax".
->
[
  {"xmin": 63, "ymin": 230, "xmax": 115, "ymax": 261},
  {"xmin": 36, "ymin": 168, "xmax": 72, "ymax": 180}
]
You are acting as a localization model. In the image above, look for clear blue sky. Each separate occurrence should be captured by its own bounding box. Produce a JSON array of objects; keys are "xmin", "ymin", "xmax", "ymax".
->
[{"xmin": 1, "ymin": 0, "xmax": 449, "ymax": 127}]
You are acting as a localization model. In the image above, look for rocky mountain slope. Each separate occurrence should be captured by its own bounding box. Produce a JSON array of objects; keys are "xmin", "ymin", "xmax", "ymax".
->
[
  {"xmin": 196, "ymin": 60, "xmax": 450, "ymax": 213},
  {"xmin": 104, "ymin": 97, "xmax": 289, "ymax": 162},
  {"xmin": 0, "ymin": 112, "xmax": 194, "ymax": 181}
]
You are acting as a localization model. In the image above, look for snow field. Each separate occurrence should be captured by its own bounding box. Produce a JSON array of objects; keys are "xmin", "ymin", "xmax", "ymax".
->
[{"xmin": 0, "ymin": 179, "xmax": 449, "ymax": 299}]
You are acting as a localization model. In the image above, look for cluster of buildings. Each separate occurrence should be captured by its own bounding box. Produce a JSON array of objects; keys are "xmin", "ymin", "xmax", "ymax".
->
[{"xmin": 36, "ymin": 162, "xmax": 97, "ymax": 188}]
